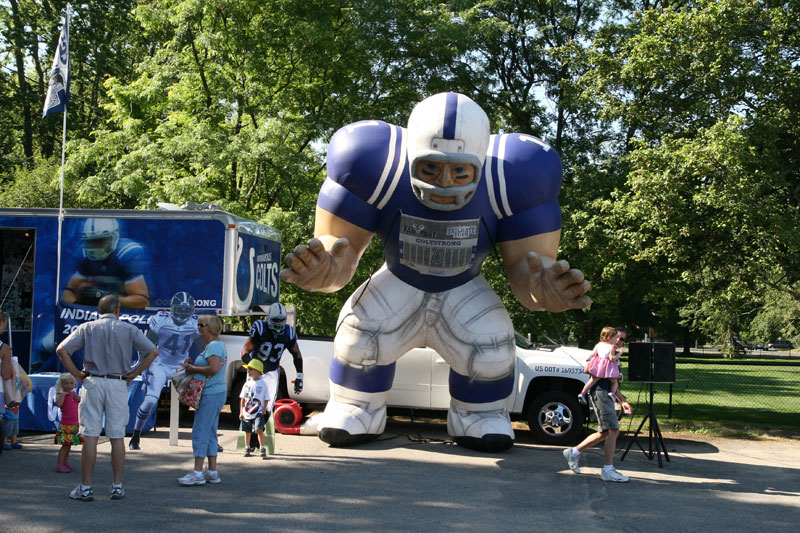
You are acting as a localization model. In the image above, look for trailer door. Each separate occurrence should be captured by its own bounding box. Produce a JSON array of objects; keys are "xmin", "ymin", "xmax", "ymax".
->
[{"xmin": 0, "ymin": 228, "xmax": 36, "ymax": 371}]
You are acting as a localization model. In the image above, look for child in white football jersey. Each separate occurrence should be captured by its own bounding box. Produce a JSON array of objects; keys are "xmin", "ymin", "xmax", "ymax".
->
[{"xmin": 239, "ymin": 359, "xmax": 270, "ymax": 458}]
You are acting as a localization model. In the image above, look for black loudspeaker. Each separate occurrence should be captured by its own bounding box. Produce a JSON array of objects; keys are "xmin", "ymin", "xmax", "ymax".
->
[
  {"xmin": 628, "ymin": 343, "xmax": 652, "ymax": 381},
  {"xmin": 627, "ymin": 342, "xmax": 676, "ymax": 382}
]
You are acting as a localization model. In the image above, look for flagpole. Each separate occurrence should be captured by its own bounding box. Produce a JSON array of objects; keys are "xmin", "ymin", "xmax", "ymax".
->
[
  {"xmin": 55, "ymin": 98, "xmax": 68, "ymax": 301},
  {"xmin": 54, "ymin": 4, "xmax": 70, "ymax": 304}
]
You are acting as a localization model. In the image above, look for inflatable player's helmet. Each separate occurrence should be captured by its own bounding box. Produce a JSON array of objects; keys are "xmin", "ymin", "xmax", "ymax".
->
[
  {"xmin": 267, "ymin": 302, "xmax": 287, "ymax": 335},
  {"xmin": 170, "ymin": 292, "xmax": 195, "ymax": 325},
  {"xmin": 81, "ymin": 218, "xmax": 120, "ymax": 261},
  {"xmin": 406, "ymin": 92, "xmax": 491, "ymax": 211}
]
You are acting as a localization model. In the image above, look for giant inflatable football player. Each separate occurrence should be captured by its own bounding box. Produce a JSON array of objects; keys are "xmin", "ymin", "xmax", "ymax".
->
[
  {"xmin": 281, "ymin": 93, "xmax": 591, "ymax": 452},
  {"xmin": 129, "ymin": 292, "xmax": 198, "ymax": 450}
]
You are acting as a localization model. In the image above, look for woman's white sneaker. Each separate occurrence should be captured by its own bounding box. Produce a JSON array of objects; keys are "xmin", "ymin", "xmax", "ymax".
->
[
  {"xmin": 203, "ymin": 470, "xmax": 221, "ymax": 484},
  {"xmin": 178, "ymin": 471, "xmax": 207, "ymax": 486}
]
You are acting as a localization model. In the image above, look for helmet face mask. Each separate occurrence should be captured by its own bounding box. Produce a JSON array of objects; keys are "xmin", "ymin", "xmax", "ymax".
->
[
  {"xmin": 267, "ymin": 302, "xmax": 287, "ymax": 335},
  {"xmin": 82, "ymin": 218, "xmax": 120, "ymax": 261},
  {"xmin": 406, "ymin": 93, "xmax": 490, "ymax": 211},
  {"xmin": 170, "ymin": 292, "xmax": 195, "ymax": 325}
]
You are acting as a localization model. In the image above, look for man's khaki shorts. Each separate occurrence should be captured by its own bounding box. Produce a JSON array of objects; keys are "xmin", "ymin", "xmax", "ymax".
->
[
  {"xmin": 79, "ymin": 376, "xmax": 130, "ymax": 438},
  {"xmin": 590, "ymin": 384, "xmax": 619, "ymax": 432}
]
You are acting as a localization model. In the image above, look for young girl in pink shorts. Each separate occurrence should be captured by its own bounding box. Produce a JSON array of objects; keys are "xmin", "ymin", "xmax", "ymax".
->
[
  {"xmin": 54, "ymin": 373, "xmax": 82, "ymax": 473},
  {"xmin": 578, "ymin": 327, "xmax": 621, "ymax": 404}
]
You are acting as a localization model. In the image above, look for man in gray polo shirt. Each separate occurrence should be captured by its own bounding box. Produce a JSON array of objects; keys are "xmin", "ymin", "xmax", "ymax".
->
[{"xmin": 57, "ymin": 294, "xmax": 159, "ymax": 501}]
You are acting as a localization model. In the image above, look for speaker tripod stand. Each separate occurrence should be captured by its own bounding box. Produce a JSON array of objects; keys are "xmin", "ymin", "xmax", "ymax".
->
[{"xmin": 620, "ymin": 382, "xmax": 670, "ymax": 468}]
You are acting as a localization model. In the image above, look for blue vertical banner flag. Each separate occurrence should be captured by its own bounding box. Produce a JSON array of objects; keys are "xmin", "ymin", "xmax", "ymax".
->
[{"xmin": 42, "ymin": 5, "xmax": 70, "ymax": 118}]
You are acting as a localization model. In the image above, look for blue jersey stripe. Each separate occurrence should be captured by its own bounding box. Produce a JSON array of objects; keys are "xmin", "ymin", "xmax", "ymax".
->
[
  {"xmin": 329, "ymin": 358, "xmax": 395, "ymax": 393},
  {"xmin": 449, "ymin": 370, "xmax": 513, "ymax": 403},
  {"xmin": 442, "ymin": 92, "xmax": 459, "ymax": 139}
]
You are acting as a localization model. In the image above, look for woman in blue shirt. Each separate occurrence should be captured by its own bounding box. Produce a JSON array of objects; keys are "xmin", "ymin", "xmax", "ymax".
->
[{"xmin": 177, "ymin": 315, "xmax": 227, "ymax": 486}]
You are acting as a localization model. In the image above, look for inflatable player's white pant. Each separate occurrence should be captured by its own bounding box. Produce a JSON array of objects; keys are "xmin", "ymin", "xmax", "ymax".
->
[{"xmin": 317, "ymin": 265, "xmax": 516, "ymax": 451}]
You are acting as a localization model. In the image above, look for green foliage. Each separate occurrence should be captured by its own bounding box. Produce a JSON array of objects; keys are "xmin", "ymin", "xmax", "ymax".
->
[
  {"xmin": 576, "ymin": 0, "xmax": 800, "ymax": 348},
  {"xmin": 746, "ymin": 287, "xmax": 800, "ymax": 346},
  {"xmin": 2, "ymin": 0, "xmax": 798, "ymax": 347},
  {"xmin": 0, "ymin": 156, "xmax": 73, "ymax": 207}
]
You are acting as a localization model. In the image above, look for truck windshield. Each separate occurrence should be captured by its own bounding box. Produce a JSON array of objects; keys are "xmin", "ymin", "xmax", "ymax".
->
[{"xmin": 514, "ymin": 331, "xmax": 533, "ymax": 349}]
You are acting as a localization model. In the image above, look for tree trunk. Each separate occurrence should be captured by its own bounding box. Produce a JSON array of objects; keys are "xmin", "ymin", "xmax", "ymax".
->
[{"xmin": 9, "ymin": 0, "xmax": 34, "ymax": 164}]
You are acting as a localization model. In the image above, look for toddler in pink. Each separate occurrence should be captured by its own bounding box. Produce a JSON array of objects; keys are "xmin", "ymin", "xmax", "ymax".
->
[
  {"xmin": 578, "ymin": 327, "xmax": 621, "ymax": 405},
  {"xmin": 54, "ymin": 373, "xmax": 82, "ymax": 473}
]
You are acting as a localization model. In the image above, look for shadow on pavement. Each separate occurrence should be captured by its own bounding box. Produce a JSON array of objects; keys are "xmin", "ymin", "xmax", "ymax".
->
[{"xmin": 2, "ymin": 409, "xmax": 797, "ymax": 532}]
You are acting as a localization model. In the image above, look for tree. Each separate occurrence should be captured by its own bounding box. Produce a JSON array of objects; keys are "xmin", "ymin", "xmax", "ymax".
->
[
  {"xmin": 0, "ymin": 0, "xmax": 151, "ymax": 209},
  {"xmin": 60, "ymin": 0, "xmax": 471, "ymax": 333},
  {"xmin": 438, "ymin": 0, "xmax": 613, "ymax": 345},
  {"xmin": 578, "ymin": 0, "xmax": 800, "ymax": 353}
]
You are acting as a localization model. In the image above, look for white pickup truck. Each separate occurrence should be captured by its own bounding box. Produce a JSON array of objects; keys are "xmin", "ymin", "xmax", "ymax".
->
[{"xmin": 219, "ymin": 332, "xmax": 593, "ymax": 445}]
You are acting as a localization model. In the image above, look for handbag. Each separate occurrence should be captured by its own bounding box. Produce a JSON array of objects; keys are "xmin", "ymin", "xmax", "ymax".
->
[
  {"xmin": 173, "ymin": 351, "xmax": 227, "ymax": 410},
  {"xmin": 171, "ymin": 371, "xmax": 193, "ymax": 395},
  {"xmin": 172, "ymin": 371, "xmax": 204, "ymax": 409},
  {"xmin": 14, "ymin": 359, "xmax": 32, "ymax": 397},
  {"xmin": 179, "ymin": 376, "xmax": 206, "ymax": 409},
  {"xmin": 3, "ymin": 357, "xmax": 32, "ymax": 408}
]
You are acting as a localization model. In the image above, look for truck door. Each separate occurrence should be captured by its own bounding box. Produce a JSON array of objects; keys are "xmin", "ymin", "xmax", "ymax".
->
[
  {"xmin": 430, "ymin": 352, "xmax": 451, "ymax": 409},
  {"xmin": 389, "ymin": 347, "xmax": 435, "ymax": 408}
]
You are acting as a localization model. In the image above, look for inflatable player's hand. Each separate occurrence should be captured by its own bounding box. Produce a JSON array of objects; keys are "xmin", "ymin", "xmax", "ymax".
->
[
  {"xmin": 294, "ymin": 373, "xmax": 303, "ymax": 395},
  {"xmin": 526, "ymin": 251, "xmax": 592, "ymax": 312},
  {"xmin": 280, "ymin": 237, "xmax": 352, "ymax": 293}
]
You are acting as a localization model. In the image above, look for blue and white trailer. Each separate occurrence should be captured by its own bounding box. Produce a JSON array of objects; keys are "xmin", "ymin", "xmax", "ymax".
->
[{"xmin": 0, "ymin": 206, "xmax": 281, "ymax": 374}]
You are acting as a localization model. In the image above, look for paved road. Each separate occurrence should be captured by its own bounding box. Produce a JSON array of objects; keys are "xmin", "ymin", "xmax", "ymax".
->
[{"xmin": 1, "ymin": 412, "xmax": 798, "ymax": 532}]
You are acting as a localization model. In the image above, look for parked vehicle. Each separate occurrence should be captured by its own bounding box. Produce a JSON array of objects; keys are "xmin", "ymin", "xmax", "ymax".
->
[
  {"xmin": 221, "ymin": 332, "xmax": 594, "ymax": 445},
  {"xmin": 767, "ymin": 340, "xmax": 794, "ymax": 350},
  {"xmin": 732, "ymin": 337, "xmax": 752, "ymax": 350}
]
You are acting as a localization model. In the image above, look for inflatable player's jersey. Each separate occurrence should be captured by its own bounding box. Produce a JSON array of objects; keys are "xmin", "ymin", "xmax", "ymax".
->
[{"xmin": 318, "ymin": 120, "xmax": 564, "ymax": 292}]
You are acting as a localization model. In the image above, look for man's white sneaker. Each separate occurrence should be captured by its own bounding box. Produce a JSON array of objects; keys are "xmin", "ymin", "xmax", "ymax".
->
[
  {"xmin": 563, "ymin": 448, "xmax": 581, "ymax": 474},
  {"xmin": 110, "ymin": 485, "xmax": 125, "ymax": 500},
  {"xmin": 69, "ymin": 485, "xmax": 93, "ymax": 501},
  {"xmin": 600, "ymin": 468, "xmax": 629, "ymax": 483},
  {"xmin": 178, "ymin": 471, "xmax": 207, "ymax": 486}
]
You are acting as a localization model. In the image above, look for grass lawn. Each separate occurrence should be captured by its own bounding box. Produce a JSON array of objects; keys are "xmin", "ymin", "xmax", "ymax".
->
[{"xmin": 618, "ymin": 359, "xmax": 800, "ymax": 438}]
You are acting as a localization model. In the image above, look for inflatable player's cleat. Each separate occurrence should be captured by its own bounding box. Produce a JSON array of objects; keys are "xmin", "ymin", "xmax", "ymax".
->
[
  {"xmin": 447, "ymin": 408, "xmax": 514, "ymax": 452},
  {"xmin": 317, "ymin": 401, "xmax": 387, "ymax": 447}
]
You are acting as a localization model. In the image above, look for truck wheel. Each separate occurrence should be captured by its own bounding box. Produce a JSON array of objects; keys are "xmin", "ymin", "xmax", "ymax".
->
[{"xmin": 527, "ymin": 391, "xmax": 585, "ymax": 445}]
